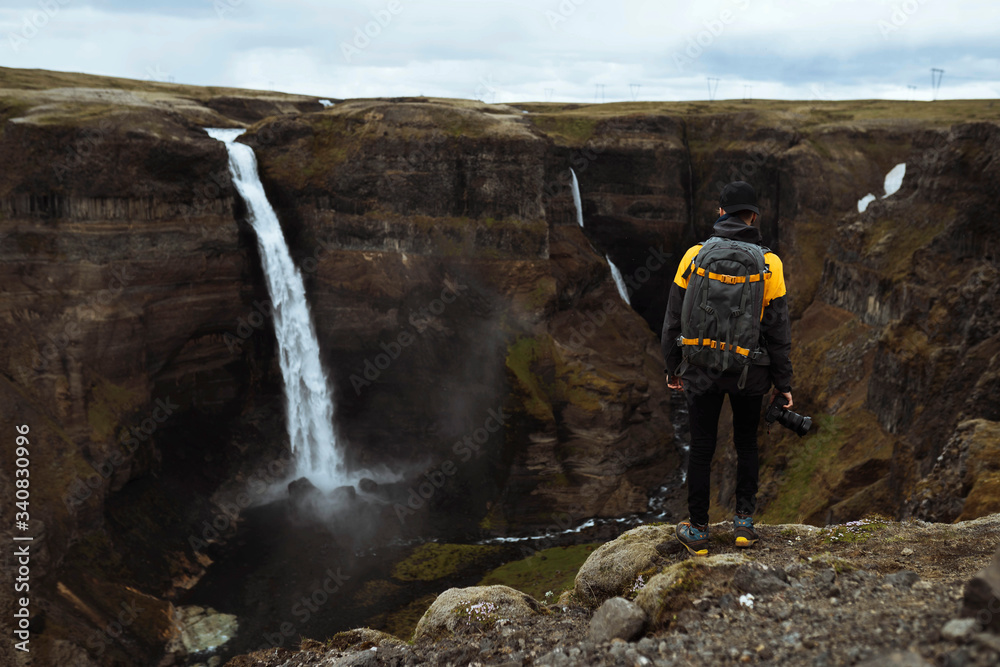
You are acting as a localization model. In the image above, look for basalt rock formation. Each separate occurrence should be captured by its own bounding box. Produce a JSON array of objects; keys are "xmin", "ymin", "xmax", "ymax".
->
[
  {"xmin": 0, "ymin": 69, "xmax": 313, "ymax": 667},
  {"xmin": 658, "ymin": 109, "xmax": 1000, "ymax": 528},
  {"xmin": 2, "ymin": 65, "xmax": 1000, "ymax": 665}
]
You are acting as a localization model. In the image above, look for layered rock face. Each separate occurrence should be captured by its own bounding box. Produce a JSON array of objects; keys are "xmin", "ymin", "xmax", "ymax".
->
[
  {"xmin": 0, "ymin": 81, "xmax": 303, "ymax": 666},
  {"xmin": 789, "ymin": 122, "xmax": 1000, "ymax": 525}
]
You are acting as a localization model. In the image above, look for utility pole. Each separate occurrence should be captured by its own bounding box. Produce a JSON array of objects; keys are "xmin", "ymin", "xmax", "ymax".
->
[
  {"xmin": 931, "ymin": 68, "xmax": 944, "ymax": 101},
  {"xmin": 907, "ymin": 85, "xmax": 917, "ymax": 101},
  {"xmin": 707, "ymin": 77, "xmax": 719, "ymax": 101},
  {"xmin": 594, "ymin": 84, "xmax": 606, "ymax": 103}
]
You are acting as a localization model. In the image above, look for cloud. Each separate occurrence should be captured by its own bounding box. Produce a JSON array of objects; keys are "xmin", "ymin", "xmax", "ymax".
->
[{"xmin": 1, "ymin": 0, "xmax": 998, "ymax": 102}]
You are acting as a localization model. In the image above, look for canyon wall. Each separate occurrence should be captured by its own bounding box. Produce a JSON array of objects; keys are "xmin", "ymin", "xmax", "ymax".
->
[{"xmin": 2, "ymin": 68, "xmax": 999, "ymax": 664}]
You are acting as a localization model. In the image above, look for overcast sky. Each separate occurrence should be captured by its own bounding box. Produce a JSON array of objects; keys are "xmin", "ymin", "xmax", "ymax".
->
[{"xmin": 2, "ymin": 0, "xmax": 998, "ymax": 102}]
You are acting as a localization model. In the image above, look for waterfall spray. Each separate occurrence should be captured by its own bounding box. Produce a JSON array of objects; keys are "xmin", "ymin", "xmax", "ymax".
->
[{"xmin": 208, "ymin": 128, "xmax": 346, "ymax": 492}]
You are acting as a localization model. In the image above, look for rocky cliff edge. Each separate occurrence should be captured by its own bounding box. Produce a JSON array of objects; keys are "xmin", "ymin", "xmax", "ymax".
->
[{"xmin": 226, "ymin": 513, "xmax": 1000, "ymax": 667}]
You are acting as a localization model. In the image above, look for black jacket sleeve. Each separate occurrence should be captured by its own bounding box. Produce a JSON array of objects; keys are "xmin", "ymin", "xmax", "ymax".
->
[
  {"xmin": 661, "ymin": 281, "xmax": 686, "ymax": 376},
  {"xmin": 761, "ymin": 295, "xmax": 793, "ymax": 392}
]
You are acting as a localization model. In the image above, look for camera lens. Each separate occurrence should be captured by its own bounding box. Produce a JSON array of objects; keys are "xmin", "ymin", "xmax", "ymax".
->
[{"xmin": 778, "ymin": 410, "xmax": 812, "ymax": 437}]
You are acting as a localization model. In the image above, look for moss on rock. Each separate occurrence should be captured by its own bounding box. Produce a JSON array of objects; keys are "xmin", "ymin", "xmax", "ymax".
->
[
  {"xmin": 760, "ymin": 410, "xmax": 894, "ymax": 525},
  {"xmin": 573, "ymin": 524, "xmax": 672, "ymax": 608},
  {"xmin": 634, "ymin": 554, "xmax": 745, "ymax": 628},
  {"xmin": 391, "ymin": 543, "xmax": 505, "ymax": 582},
  {"xmin": 324, "ymin": 627, "xmax": 408, "ymax": 651},
  {"xmin": 505, "ymin": 335, "xmax": 556, "ymax": 422},
  {"xmin": 818, "ymin": 514, "xmax": 893, "ymax": 544},
  {"xmin": 505, "ymin": 333, "xmax": 629, "ymax": 426},
  {"xmin": 412, "ymin": 585, "xmax": 541, "ymax": 641}
]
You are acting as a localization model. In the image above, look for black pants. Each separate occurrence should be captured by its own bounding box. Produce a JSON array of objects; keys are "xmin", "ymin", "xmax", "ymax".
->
[{"xmin": 685, "ymin": 389, "xmax": 763, "ymax": 526}]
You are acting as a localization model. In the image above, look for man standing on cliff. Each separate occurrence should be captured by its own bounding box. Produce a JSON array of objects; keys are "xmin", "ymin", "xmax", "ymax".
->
[{"xmin": 661, "ymin": 181, "xmax": 793, "ymax": 556}]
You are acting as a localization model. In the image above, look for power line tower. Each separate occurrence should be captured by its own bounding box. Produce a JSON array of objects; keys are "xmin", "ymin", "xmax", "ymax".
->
[
  {"xmin": 931, "ymin": 68, "xmax": 944, "ymax": 101},
  {"xmin": 907, "ymin": 85, "xmax": 917, "ymax": 101},
  {"xmin": 706, "ymin": 77, "xmax": 719, "ymax": 101},
  {"xmin": 544, "ymin": 88, "xmax": 554, "ymax": 102},
  {"xmin": 594, "ymin": 84, "xmax": 606, "ymax": 103},
  {"xmin": 629, "ymin": 83, "xmax": 641, "ymax": 101},
  {"xmin": 743, "ymin": 85, "xmax": 752, "ymax": 103}
]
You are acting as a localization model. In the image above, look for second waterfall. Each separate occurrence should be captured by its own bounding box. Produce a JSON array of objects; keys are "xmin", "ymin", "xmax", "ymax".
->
[
  {"xmin": 570, "ymin": 169, "xmax": 630, "ymax": 304},
  {"xmin": 208, "ymin": 128, "xmax": 346, "ymax": 492}
]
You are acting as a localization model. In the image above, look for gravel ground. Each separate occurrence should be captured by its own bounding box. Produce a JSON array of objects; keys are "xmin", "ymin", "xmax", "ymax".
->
[{"xmin": 224, "ymin": 514, "xmax": 1000, "ymax": 667}]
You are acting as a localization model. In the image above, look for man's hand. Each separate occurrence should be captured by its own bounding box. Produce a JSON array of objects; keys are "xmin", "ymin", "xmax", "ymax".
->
[
  {"xmin": 667, "ymin": 375, "xmax": 684, "ymax": 391},
  {"xmin": 774, "ymin": 389, "xmax": 793, "ymax": 409}
]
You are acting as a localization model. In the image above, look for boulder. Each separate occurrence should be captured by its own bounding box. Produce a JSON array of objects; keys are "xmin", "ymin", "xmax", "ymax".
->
[
  {"xmin": 332, "ymin": 650, "xmax": 380, "ymax": 667},
  {"xmin": 588, "ymin": 597, "xmax": 647, "ymax": 643},
  {"xmin": 412, "ymin": 585, "xmax": 541, "ymax": 641},
  {"xmin": 962, "ymin": 543, "xmax": 1000, "ymax": 632},
  {"xmin": 634, "ymin": 553, "xmax": 745, "ymax": 628},
  {"xmin": 885, "ymin": 571, "xmax": 920, "ymax": 589},
  {"xmin": 856, "ymin": 650, "xmax": 933, "ymax": 666},
  {"xmin": 166, "ymin": 605, "xmax": 238, "ymax": 656},
  {"xmin": 732, "ymin": 563, "xmax": 790, "ymax": 595},
  {"xmin": 573, "ymin": 524, "xmax": 672, "ymax": 608},
  {"xmin": 288, "ymin": 477, "xmax": 320, "ymax": 502},
  {"xmin": 941, "ymin": 618, "xmax": 978, "ymax": 642},
  {"xmin": 325, "ymin": 627, "xmax": 408, "ymax": 651},
  {"xmin": 329, "ymin": 485, "xmax": 358, "ymax": 504}
]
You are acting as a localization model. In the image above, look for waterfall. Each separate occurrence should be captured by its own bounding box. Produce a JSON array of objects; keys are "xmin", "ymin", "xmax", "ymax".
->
[
  {"xmin": 570, "ymin": 169, "xmax": 584, "ymax": 228},
  {"xmin": 569, "ymin": 168, "xmax": 630, "ymax": 304},
  {"xmin": 207, "ymin": 128, "xmax": 346, "ymax": 492},
  {"xmin": 608, "ymin": 261, "xmax": 631, "ymax": 304}
]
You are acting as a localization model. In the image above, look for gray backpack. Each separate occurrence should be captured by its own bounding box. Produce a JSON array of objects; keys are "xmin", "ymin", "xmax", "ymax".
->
[{"xmin": 676, "ymin": 236, "xmax": 770, "ymax": 388}]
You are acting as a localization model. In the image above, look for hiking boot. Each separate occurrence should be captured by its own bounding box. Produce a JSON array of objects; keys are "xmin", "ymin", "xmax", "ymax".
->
[
  {"xmin": 734, "ymin": 513, "xmax": 758, "ymax": 548},
  {"xmin": 676, "ymin": 520, "xmax": 709, "ymax": 556}
]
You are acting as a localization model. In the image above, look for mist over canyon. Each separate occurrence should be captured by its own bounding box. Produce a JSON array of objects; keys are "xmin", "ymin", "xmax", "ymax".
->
[{"xmin": 1, "ymin": 67, "xmax": 999, "ymax": 665}]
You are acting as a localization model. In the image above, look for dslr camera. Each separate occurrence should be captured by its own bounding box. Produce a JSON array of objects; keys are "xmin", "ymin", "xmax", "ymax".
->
[{"xmin": 765, "ymin": 394, "xmax": 812, "ymax": 436}]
